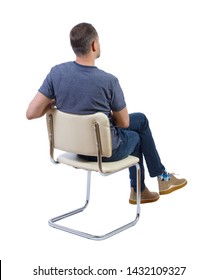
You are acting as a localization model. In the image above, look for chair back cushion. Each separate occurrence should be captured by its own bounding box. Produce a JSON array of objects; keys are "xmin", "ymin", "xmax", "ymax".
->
[{"xmin": 46, "ymin": 108, "xmax": 112, "ymax": 157}]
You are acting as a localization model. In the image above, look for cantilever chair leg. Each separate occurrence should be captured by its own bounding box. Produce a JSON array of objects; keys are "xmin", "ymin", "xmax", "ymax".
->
[{"xmin": 48, "ymin": 164, "xmax": 141, "ymax": 240}]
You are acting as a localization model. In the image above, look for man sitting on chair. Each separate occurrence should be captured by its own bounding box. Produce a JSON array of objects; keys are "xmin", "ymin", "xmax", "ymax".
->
[{"xmin": 26, "ymin": 22, "xmax": 187, "ymax": 204}]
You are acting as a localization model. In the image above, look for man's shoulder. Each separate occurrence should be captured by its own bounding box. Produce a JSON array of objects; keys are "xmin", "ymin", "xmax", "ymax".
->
[
  {"xmin": 51, "ymin": 61, "xmax": 73, "ymax": 70},
  {"xmin": 97, "ymin": 67, "xmax": 118, "ymax": 81}
]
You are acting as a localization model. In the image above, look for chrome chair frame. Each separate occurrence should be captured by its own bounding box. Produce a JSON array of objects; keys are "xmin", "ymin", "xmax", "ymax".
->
[{"xmin": 46, "ymin": 110, "xmax": 141, "ymax": 240}]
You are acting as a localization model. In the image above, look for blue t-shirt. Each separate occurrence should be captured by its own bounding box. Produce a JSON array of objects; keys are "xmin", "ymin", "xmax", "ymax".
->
[{"xmin": 39, "ymin": 61, "xmax": 126, "ymax": 150}]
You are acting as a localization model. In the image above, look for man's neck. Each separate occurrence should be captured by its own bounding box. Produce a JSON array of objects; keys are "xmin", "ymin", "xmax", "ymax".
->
[{"xmin": 76, "ymin": 56, "xmax": 95, "ymax": 66}]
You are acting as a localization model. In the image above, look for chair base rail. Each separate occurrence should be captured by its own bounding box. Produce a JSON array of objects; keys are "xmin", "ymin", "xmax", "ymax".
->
[
  {"xmin": 48, "ymin": 211, "xmax": 140, "ymax": 241},
  {"xmin": 48, "ymin": 167, "xmax": 141, "ymax": 240}
]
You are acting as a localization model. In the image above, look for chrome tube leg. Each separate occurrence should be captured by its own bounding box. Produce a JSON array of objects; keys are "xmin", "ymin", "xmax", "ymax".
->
[
  {"xmin": 48, "ymin": 171, "xmax": 92, "ymax": 224},
  {"xmin": 85, "ymin": 171, "xmax": 91, "ymax": 206},
  {"xmin": 136, "ymin": 163, "xmax": 141, "ymax": 217}
]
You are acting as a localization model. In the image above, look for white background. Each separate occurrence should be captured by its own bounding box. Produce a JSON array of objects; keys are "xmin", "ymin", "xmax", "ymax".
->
[{"xmin": 0, "ymin": 0, "xmax": 217, "ymax": 279}]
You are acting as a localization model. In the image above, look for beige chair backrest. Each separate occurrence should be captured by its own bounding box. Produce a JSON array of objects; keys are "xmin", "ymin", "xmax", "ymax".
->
[{"xmin": 46, "ymin": 108, "xmax": 112, "ymax": 158}]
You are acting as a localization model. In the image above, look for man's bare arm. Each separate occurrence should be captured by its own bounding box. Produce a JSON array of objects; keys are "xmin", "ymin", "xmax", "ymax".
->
[
  {"xmin": 26, "ymin": 92, "xmax": 55, "ymax": 120},
  {"xmin": 112, "ymin": 107, "xmax": 129, "ymax": 128}
]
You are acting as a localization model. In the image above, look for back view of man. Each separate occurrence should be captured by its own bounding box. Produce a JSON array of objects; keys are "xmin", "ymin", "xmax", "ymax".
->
[{"xmin": 26, "ymin": 22, "xmax": 187, "ymax": 204}]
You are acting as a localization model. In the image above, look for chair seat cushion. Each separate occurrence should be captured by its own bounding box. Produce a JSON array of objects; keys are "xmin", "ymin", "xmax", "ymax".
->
[{"xmin": 58, "ymin": 153, "xmax": 139, "ymax": 173}]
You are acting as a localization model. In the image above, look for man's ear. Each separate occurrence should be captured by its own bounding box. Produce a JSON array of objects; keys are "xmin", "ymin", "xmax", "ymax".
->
[{"xmin": 92, "ymin": 40, "xmax": 97, "ymax": 52}]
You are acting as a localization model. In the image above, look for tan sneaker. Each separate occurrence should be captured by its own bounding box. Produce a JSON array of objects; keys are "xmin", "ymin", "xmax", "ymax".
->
[
  {"xmin": 129, "ymin": 187, "xmax": 159, "ymax": 204},
  {"xmin": 158, "ymin": 173, "xmax": 187, "ymax": 195}
]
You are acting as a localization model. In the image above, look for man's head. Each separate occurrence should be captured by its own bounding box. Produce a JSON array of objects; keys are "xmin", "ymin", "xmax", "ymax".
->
[{"xmin": 70, "ymin": 23, "xmax": 100, "ymax": 58}]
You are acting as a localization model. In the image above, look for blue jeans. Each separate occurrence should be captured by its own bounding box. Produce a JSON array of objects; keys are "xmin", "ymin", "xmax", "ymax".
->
[
  {"xmin": 103, "ymin": 113, "xmax": 165, "ymax": 191},
  {"xmin": 82, "ymin": 113, "xmax": 165, "ymax": 192}
]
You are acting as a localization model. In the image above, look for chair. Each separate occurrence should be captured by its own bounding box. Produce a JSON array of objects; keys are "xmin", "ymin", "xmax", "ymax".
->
[{"xmin": 46, "ymin": 107, "xmax": 141, "ymax": 240}]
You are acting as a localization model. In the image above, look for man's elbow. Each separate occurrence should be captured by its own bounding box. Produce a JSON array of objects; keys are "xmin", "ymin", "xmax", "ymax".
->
[
  {"xmin": 121, "ymin": 121, "xmax": 129, "ymax": 128},
  {"xmin": 117, "ymin": 119, "xmax": 129, "ymax": 128},
  {"xmin": 26, "ymin": 111, "xmax": 33, "ymax": 120},
  {"xmin": 26, "ymin": 109, "xmax": 38, "ymax": 120}
]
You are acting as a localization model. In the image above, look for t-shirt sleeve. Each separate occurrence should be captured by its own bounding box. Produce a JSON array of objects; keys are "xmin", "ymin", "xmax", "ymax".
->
[
  {"xmin": 110, "ymin": 78, "xmax": 126, "ymax": 112},
  {"xmin": 38, "ymin": 69, "xmax": 55, "ymax": 99}
]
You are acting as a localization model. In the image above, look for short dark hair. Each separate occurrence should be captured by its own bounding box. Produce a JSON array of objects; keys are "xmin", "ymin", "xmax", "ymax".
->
[{"xmin": 69, "ymin": 23, "xmax": 98, "ymax": 56}]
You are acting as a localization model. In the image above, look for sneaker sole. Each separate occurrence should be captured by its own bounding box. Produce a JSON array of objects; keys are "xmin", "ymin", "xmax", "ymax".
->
[
  {"xmin": 129, "ymin": 196, "xmax": 160, "ymax": 204},
  {"xmin": 159, "ymin": 180, "xmax": 187, "ymax": 195}
]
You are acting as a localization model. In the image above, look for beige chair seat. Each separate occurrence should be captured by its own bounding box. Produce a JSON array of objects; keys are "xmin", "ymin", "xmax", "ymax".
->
[{"xmin": 58, "ymin": 153, "xmax": 139, "ymax": 173}]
